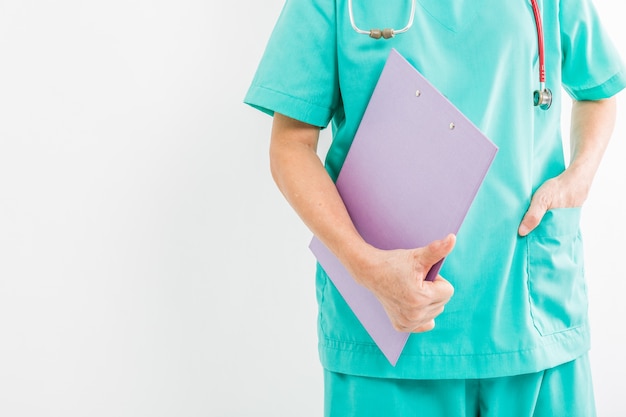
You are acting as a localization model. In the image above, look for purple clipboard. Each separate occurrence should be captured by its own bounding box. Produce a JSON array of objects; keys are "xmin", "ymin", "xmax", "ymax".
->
[{"xmin": 309, "ymin": 49, "xmax": 498, "ymax": 366}]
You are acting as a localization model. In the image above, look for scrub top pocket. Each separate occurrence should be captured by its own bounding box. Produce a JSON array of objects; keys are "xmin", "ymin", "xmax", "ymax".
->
[{"xmin": 526, "ymin": 208, "xmax": 587, "ymax": 336}]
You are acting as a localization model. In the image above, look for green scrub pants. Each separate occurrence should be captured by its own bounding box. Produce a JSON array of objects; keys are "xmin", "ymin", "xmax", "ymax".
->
[{"xmin": 324, "ymin": 353, "xmax": 595, "ymax": 417}]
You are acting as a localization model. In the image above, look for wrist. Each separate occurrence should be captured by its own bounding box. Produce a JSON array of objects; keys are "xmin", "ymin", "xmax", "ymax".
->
[
  {"xmin": 556, "ymin": 166, "xmax": 592, "ymax": 207},
  {"xmin": 563, "ymin": 162, "xmax": 594, "ymax": 194},
  {"xmin": 337, "ymin": 239, "xmax": 381, "ymax": 286}
]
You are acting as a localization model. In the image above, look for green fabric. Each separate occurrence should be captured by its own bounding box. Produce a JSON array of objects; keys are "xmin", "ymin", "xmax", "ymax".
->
[
  {"xmin": 245, "ymin": 0, "xmax": 626, "ymax": 379},
  {"xmin": 324, "ymin": 353, "xmax": 596, "ymax": 417}
]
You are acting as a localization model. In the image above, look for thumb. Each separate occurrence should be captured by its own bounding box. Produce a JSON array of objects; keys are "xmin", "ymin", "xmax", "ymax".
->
[
  {"xmin": 518, "ymin": 199, "xmax": 548, "ymax": 237},
  {"xmin": 417, "ymin": 234, "xmax": 456, "ymax": 268}
]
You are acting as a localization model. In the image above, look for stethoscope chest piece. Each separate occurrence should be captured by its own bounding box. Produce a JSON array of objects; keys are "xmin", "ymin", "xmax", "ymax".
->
[{"xmin": 533, "ymin": 87, "xmax": 552, "ymax": 110}]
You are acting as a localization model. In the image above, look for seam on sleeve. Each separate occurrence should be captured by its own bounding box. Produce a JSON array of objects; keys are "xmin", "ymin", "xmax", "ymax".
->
[
  {"xmin": 564, "ymin": 70, "xmax": 626, "ymax": 101},
  {"xmin": 244, "ymin": 85, "xmax": 335, "ymax": 128}
]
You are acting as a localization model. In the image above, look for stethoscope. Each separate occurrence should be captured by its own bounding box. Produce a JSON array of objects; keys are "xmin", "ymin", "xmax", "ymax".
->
[{"xmin": 348, "ymin": 0, "xmax": 552, "ymax": 110}]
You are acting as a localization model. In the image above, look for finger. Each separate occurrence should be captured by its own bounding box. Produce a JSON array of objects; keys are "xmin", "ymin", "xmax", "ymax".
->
[
  {"xmin": 411, "ymin": 320, "xmax": 436, "ymax": 333},
  {"xmin": 518, "ymin": 199, "xmax": 548, "ymax": 237},
  {"xmin": 427, "ymin": 275, "xmax": 455, "ymax": 301},
  {"xmin": 393, "ymin": 294, "xmax": 446, "ymax": 329},
  {"xmin": 417, "ymin": 234, "xmax": 456, "ymax": 268}
]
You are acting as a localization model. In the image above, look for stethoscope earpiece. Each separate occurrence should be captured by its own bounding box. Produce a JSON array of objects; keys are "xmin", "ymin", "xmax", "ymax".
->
[
  {"xmin": 369, "ymin": 28, "xmax": 395, "ymax": 40},
  {"xmin": 533, "ymin": 88, "xmax": 552, "ymax": 110}
]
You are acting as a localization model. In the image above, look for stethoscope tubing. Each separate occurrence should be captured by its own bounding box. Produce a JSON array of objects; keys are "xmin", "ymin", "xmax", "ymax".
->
[
  {"xmin": 348, "ymin": 0, "xmax": 416, "ymax": 38},
  {"xmin": 348, "ymin": 0, "xmax": 552, "ymax": 109},
  {"xmin": 530, "ymin": 0, "xmax": 546, "ymax": 89}
]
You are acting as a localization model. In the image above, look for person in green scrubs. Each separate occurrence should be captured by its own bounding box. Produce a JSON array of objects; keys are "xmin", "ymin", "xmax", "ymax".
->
[{"xmin": 245, "ymin": 0, "xmax": 625, "ymax": 415}]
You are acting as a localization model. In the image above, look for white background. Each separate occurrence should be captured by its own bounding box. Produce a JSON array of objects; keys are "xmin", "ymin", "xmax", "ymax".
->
[{"xmin": 0, "ymin": 1, "xmax": 624, "ymax": 416}]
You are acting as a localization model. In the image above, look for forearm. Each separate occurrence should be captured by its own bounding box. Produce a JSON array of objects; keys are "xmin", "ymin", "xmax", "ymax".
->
[
  {"xmin": 269, "ymin": 113, "xmax": 374, "ymax": 276},
  {"xmin": 517, "ymin": 97, "xmax": 616, "ymax": 236},
  {"xmin": 269, "ymin": 113, "xmax": 455, "ymax": 331},
  {"xmin": 565, "ymin": 97, "xmax": 617, "ymax": 200}
]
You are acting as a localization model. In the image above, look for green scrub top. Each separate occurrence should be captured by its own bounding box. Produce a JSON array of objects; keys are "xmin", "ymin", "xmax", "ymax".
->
[{"xmin": 245, "ymin": 0, "xmax": 626, "ymax": 380}]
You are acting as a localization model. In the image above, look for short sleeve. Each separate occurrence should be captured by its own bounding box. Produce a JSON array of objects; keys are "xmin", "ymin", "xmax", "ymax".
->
[
  {"xmin": 560, "ymin": 0, "xmax": 626, "ymax": 100},
  {"xmin": 244, "ymin": 0, "xmax": 340, "ymax": 128}
]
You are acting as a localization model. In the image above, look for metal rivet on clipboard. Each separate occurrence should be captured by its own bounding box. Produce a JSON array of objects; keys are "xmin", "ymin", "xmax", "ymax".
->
[{"xmin": 415, "ymin": 89, "xmax": 456, "ymax": 132}]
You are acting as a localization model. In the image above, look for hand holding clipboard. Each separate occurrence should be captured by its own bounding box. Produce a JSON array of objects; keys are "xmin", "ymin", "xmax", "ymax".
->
[{"xmin": 310, "ymin": 49, "xmax": 498, "ymax": 366}]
